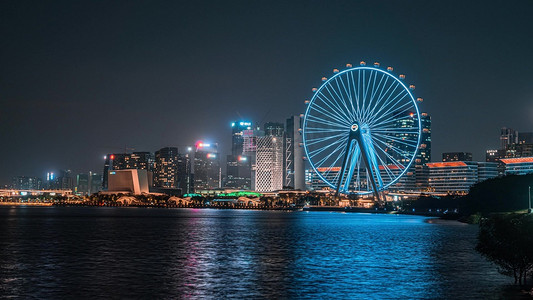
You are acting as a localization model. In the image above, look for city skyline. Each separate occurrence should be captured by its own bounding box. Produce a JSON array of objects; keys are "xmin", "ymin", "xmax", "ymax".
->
[{"xmin": 2, "ymin": 1, "xmax": 533, "ymax": 184}]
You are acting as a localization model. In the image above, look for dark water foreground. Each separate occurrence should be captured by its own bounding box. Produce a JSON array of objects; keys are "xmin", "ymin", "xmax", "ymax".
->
[{"xmin": 0, "ymin": 207, "xmax": 511, "ymax": 299}]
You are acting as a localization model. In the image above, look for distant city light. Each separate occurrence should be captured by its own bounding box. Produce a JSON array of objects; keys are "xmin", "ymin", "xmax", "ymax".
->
[
  {"xmin": 187, "ymin": 147, "xmax": 192, "ymax": 152},
  {"xmin": 110, "ymin": 154, "xmax": 115, "ymax": 160},
  {"xmin": 196, "ymin": 141, "xmax": 211, "ymax": 149},
  {"xmin": 207, "ymin": 153, "xmax": 216, "ymax": 159},
  {"xmin": 238, "ymin": 156, "xmax": 247, "ymax": 161}
]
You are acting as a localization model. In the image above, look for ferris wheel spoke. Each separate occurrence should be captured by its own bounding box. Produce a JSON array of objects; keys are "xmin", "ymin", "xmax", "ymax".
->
[
  {"xmin": 330, "ymin": 77, "xmax": 357, "ymax": 121},
  {"xmin": 305, "ymin": 127, "xmax": 346, "ymax": 134},
  {"xmin": 369, "ymin": 99, "xmax": 414, "ymax": 127},
  {"xmin": 348, "ymin": 70, "xmax": 363, "ymax": 120},
  {"xmin": 364, "ymin": 77, "xmax": 399, "ymax": 124},
  {"xmin": 307, "ymin": 113, "xmax": 348, "ymax": 128},
  {"xmin": 337, "ymin": 74, "xmax": 361, "ymax": 121},
  {"xmin": 315, "ymin": 91, "xmax": 353, "ymax": 124},
  {"xmin": 308, "ymin": 136, "xmax": 346, "ymax": 159},
  {"xmin": 373, "ymin": 132, "xmax": 418, "ymax": 148},
  {"xmin": 320, "ymin": 85, "xmax": 354, "ymax": 123},
  {"xmin": 312, "ymin": 139, "xmax": 348, "ymax": 169},
  {"xmin": 367, "ymin": 93, "xmax": 410, "ymax": 126},
  {"xmin": 309, "ymin": 99, "xmax": 351, "ymax": 126},
  {"xmin": 362, "ymin": 72, "xmax": 387, "ymax": 124},
  {"xmin": 373, "ymin": 137, "xmax": 414, "ymax": 162},
  {"xmin": 306, "ymin": 132, "xmax": 347, "ymax": 147},
  {"xmin": 362, "ymin": 70, "xmax": 382, "ymax": 124},
  {"xmin": 369, "ymin": 114, "xmax": 416, "ymax": 129},
  {"xmin": 365, "ymin": 82, "xmax": 406, "ymax": 123},
  {"xmin": 373, "ymin": 149, "xmax": 395, "ymax": 183},
  {"xmin": 372, "ymin": 140, "xmax": 407, "ymax": 171}
]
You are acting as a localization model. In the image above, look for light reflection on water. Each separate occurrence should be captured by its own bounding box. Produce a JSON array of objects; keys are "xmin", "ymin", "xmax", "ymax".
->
[{"xmin": 0, "ymin": 207, "xmax": 510, "ymax": 299}]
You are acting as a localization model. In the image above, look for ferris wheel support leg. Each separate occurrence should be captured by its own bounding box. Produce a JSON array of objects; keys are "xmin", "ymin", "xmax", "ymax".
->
[
  {"xmin": 353, "ymin": 129, "xmax": 383, "ymax": 206},
  {"xmin": 335, "ymin": 139, "xmax": 355, "ymax": 198}
]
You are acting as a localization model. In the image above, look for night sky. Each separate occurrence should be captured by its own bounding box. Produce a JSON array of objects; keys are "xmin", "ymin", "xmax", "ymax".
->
[{"xmin": 1, "ymin": 0, "xmax": 533, "ymax": 184}]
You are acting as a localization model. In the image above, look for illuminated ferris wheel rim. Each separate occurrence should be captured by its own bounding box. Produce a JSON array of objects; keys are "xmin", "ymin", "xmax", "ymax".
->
[{"xmin": 302, "ymin": 64, "xmax": 422, "ymax": 195}]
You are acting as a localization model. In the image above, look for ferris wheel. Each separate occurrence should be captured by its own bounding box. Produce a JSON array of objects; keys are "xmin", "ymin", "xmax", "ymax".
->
[{"xmin": 302, "ymin": 62, "xmax": 422, "ymax": 201}]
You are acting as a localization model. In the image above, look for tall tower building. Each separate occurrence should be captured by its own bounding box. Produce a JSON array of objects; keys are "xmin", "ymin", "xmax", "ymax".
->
[
  {"xmin": 264, "ymin": 122, "xmax": 284, "ymax": 137},
  {"xmin": 226, "ymin": 121, "xmax": 253, "ymax": 190},
  {"xmin": 285, "ymin": 115, "xmax": 305, "ymax": 190},
  {"xmin": 255, "ymin": 131, "xmax": 284, "ymax": 192},
  {"xmin": 501, "ymin": 127, "xmax": 518, "ymax": 150},
  {"xmin": 177, "ymin": 153, "xmax": 193, "ymax": 194},
  {"xmin": 154, "ymin": 147, "xmax": 179, "ymax": 188},
  {"xmin": 194, "ymin": 142, "xmax": 220, "ymax": 190}
]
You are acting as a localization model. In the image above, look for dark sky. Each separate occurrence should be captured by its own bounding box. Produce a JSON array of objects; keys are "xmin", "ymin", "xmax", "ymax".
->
[{"xmin": 1, "ymin": 0, "xmax": 533, "ymax": 184}]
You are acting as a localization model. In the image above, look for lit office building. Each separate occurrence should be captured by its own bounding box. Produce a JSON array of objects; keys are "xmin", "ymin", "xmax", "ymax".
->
[
  {"xmin": 501, "ymin": 127, "xmax": 518, "ymax": 149},
  {"xmin": 194, "ymin": 142, "xmax": 220, "ymax": 190},
  {"xmin": 264, "ymin": 122, "xmax": 284, "ymax": 137},
  {"xmin": 177, "ymin": 153, "xmax": 193, "ymax": 194},
  {"xmin": 75, "ymin": 173, "xmax": 89, "ymax": 195},
  {"xmin": 243, "ymin": 128, "xmax": 264, "ymax": 191},
  {"xmin": 154, "ymin": 147, "xmax": 179, "ymax": 188},
  {"xmin": 255, "ymin": 135, "xmax": 284, "ymax": 192},
  {"xmin": 426, "ymin": 161, "xmax": 498, "ymax": 193},
  {"xmin": 442, "ymin": 152, "xmax": 473, "ymax": 162},
  {"xmin": 102, "ymin": 152, "xmax": 155, "ymax": 189},
  {"xmin": 89, "ymin": 172, "xmax": 102, "ymax": 194},
  {"xmin": 12, "ymin": 176, "xmax": 42, "ymax": 190},
  {"xmin": 226, "ymin": 121, "xmax": 253, "ymax": 190},
  {"xmin": 499, "ymin": 157, "xmax": 533, "ymax": 175},
  {"xmin": 107, "ymin": 169, "xmax": 150, "ymax": 195},
  {"xmin": 285, "ymin": 115, "xmax": 306, "ymax": 190}
]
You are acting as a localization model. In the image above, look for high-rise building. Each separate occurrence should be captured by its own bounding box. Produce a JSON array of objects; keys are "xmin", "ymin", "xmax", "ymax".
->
[
  {"xmin": 417, "ymin": 112, "xmax": 432, "ymax": 165},
  {"xmin": 442, "ymin": 152, "xmax": 473, "ymax": 162},
  {"xmin": 285, "ymin": 115, "xmax": 305, "ymax": 190},
  {"xmin": 89, "ymin": 172, "xmax": 102, "ymax": 194},
  {"xmin": 177, "ymin": 153, "xmax": 194, "ymax": 194},
  {"xmin": 264, "ymin": 122, "xmax": 284, "ymax": 137},
  {"xmin": 387, "ymin": 111, "xmax": 431, "ymax": 192},
  {"xmin": 226, "ymin": 121, "xmax": 253, "ymax": 190},
  {"xmin": 255, "ymin": 135, "xmax": 284, "ymax": 192},
  {"xmin": 243, "ymin": 128, "xmax": 263, "ymax": 191},
  {"xmin": 102, "ymin": 152, "xmax": 155, "ymax": 189},
  {"xmin": 231, "ymin": 121, "xmax": 252, "ymax": 156},
  {"xmin": 75, "ymin": 173, "xmax": 89, "ymax": 195},
  {"xmin": 154, "ymin": 147, "xmax": 179, "ymax": 188},
  {"xmin": 11, "ymin": 176, "xmax": 42, "ymax": 190},
  {"xmin": 194, "ymin": 142, "xmax": 220, "ymax": 190},
  {"xmin": 500, "ymin": 127, "xmax": 518, "ymax": 150}
]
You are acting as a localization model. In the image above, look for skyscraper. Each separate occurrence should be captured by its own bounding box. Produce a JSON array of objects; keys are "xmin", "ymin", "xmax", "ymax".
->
[
  {"xmin": 154, "ymin": 147, "xmax": 179, "ymax": 188},
  {"xmin": 75, "ymin": 173, "xmax": 89, "ymax": 195},
  {"xmin": 264, "ymin": 122, "xmax": 284, "ymax": 137},
  {"xmin": 500, "ymin": 127, "xmax": 518, "ymax": 149},
  {"xmin": 177, "ymin": 153, "xmax": 193, "ymax": 194},
  {"xmin": 255, "ymin": 134, "xmax": 284, "ymax": 192},
  {"xmin": 12, "ymin": 176, "xmax": 42, "ymax": 190},
  {"xmin": 285, "ymin": 115, "xmax": 305, "ymax": 190},
  {"xmin": 194, "ymin": 142, "xmax": 220, "ymax": 190},
  {"xmin": 226, "ymin": 121, "xmax": 253, "ymax": 190},
  {"xmin": 102, "ymin": 152, "xmax": 155, "ymax": 189},
  {"xmin": 89, "ymin": 171, "xmax": 102, "ymax": 194}
]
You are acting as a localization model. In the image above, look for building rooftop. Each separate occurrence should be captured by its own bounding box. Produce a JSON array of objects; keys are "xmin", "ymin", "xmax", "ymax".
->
[{"xmin": 499, "ymin": 157, "xmax": 533, "ymax": 164}]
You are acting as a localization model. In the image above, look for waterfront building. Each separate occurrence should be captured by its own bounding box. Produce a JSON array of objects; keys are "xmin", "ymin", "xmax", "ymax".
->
[
  {"xmin": 89, "ymin": 172, "xmax": 102, "ymax": 194},
  {"xmin": 177, "ymin": 153, "xmax": 193, "ymax": 194},
  {"xmin": 75, "ymin": 173, "xmax": 89, "ymax": 195},
  {"xmin": 154, "ymin": 147, "xmax": 179, "ymax": 188},
  {"xmin": 285, "ymin": 115, "xmax": 306, "ymax": 190},
  {"xmin": 107, "ymin": 169, "xmax": 149, "ymax": 195},
  {"xmin": 255, "ymin": 135, "xmax": 284, "ymax": 192},
  {"xmin": 499, "ymin": 157, "xmax": 533, "ymax": 175},
  {"xmin": 442, "ymin": 152, "xmax": 473, "ymax": 162},
  {"xmin": 226, "ymin": 121, "xmax": 253, "ymax": 190},
  {"xmin": 102, "ymin": 152, "xmax": 155, "ymax": 189},
  {"xmin": 11, "ymin": 176, "xmax": 42, "ymax": 190},
  {"xmin": 426, "ymin": 161, "xmax": 498, "ymax": 193},
  {"xmin": 194, "ymin": 142, "xmax": 220, "ymax": 190}
]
